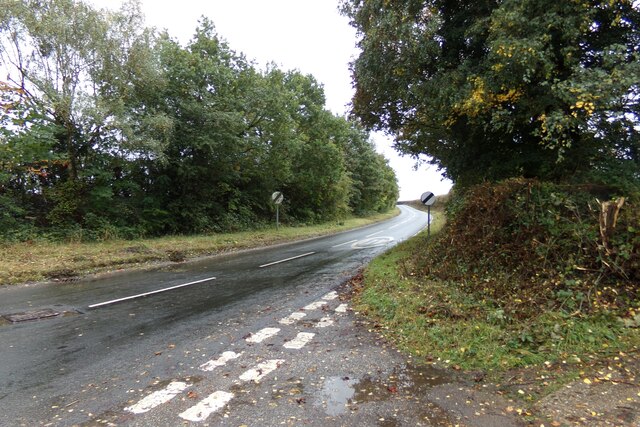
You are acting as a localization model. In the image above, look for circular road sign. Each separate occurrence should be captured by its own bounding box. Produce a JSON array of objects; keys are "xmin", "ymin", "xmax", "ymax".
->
[
  {"xmin": 271, "ymin": 191, "xmax": 284, "ymax": 205},
  {"xmin": 421, "ymin": 191, "xmax": 436, "ymax": 206}
]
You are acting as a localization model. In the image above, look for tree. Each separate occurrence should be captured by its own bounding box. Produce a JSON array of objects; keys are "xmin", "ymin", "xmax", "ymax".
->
[{"xmin": 342, "ymin": 0, "xmax": 640, "ymax": 189}]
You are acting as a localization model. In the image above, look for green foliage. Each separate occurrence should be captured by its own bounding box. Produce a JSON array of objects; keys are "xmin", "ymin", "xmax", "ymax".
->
[
  {"xmin": 342, "ymin": 0, "xmax": 640, "ymax": 188},
  {"xmin": 0, "ymin": 1, "xmax": 399, "ymax": 242}
]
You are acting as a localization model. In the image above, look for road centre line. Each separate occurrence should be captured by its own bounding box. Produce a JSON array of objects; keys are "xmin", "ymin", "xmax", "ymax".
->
[
  {"xmin": 88, "ymin": 277, "xmax": 217, "ymax": 309},
  {"xmin": 366, "ymin": 230, "xmax": 384, "ymax": 237},
  {"xmin": 389, "ymin": 219, "xmax": 411, "ymax": 229},
  {"xmin": 331, "ymin": 239, "xmax": 358, "ymax": 248},
  {"xmin": 179, "ymin": 390, "xmax": 234, "ymax": 422},
  {"xmin": 125, "ymin": 381, "xmax": 190, "ymax": 414},
  {"xmin": 259, "ymin": 252, "xmax": 316, "ymax": 268}
]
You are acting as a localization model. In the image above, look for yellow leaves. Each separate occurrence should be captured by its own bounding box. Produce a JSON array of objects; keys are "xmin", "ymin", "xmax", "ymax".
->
[{"xmin": 452, "ymin": 77, "xmax": 523, "ymax": 120}]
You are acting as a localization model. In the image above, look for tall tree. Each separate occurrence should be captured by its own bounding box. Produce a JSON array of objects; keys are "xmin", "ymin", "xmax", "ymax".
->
[{"xmin": 342, "ymin": 0, "xmax": 640, "ymax": 188}]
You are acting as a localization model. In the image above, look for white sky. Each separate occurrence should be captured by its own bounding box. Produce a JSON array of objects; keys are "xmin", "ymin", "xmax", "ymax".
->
[{"xmin": 91, "ymin": 0, "xmax": 453, "ymax": 199}]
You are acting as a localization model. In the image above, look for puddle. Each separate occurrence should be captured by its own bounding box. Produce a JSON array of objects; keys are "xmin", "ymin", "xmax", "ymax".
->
[
  {"xmin": 317, "ymin": 363, "xmax": 456, "ymax": 417},
  {"xmin": 317, "ymin": 376, "xmax": 358, "ymax": 415}
]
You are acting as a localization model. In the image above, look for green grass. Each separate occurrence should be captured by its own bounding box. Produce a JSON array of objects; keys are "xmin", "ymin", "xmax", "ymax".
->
[{"xmin": 0, "ymin": 209, "xmax": 399, "ymax": 285}]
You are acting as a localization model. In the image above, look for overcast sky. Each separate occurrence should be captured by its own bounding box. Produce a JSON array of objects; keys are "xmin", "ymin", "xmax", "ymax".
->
[{"xmin": 91, "ymin": 0, "xmax": 453, "ymax": 199}]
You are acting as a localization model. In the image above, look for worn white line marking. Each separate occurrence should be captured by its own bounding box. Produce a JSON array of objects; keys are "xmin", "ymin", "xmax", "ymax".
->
[
  {"xmin": 259, "ymin": 252, "xmax": 316, "ymax": 268},
  {"xmin": 179, "ymin": 391, "xmax": 234, "ymax": 422},
  {"xmin": 322, "ymin": 291, "xmax": 339, "ymax": 300},
  {"xmin": 88, "ymin": 277, "xmax": 216, "ymax": 309},
  {"xmin": 125, "ymin": 381, "xmax": 189, "ymax": 414},
  {"xmin": 284, "ymin": 332, "xmax": 315, "ymax": 349},
  {"xmin": 366, "ymin": 230, "xmax": 384, "ymax": 237},
  {"xmin": 331, "ymin": 239, "xmax": 358, "ymax": 248},
  {"xmin": 315, "ymin": 316, "xmax": 334, "ymax": 328},
  {"xmin": 279, "ymin": 312, "xmax": 307, "ymax": 325},
  {"xmin": 199, "ymin": 351, "xmax": 242, "ymax": 372},
  {"xmin": 389, "ymin": 219, "xmax": 411, "ymax": 230},
  {"xmin": 303, "ymin": 300, "xmax": 327, "ymax": 310},
  {"xmin": 239, "ymin": 359, "xmax": 284, "ymax": 382},
  {"xmin": 335, "ymin": 303, "xmax": 348, "ymax": 313},
  {"xmin": 246, "ymin": 327, "xmax": 280, "ymax": 343}
]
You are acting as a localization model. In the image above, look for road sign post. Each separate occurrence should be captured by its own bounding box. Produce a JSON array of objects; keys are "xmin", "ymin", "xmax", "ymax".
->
[
  {"xmin": 420, "ymin": 191, "xmax": 436, "ymax": 237},
  {"xmin": 271, "ymin": 191, "xmax": 284, "ymax": 229}
]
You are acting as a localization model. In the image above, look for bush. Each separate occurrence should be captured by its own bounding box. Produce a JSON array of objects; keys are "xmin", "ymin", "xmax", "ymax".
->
[{"xmin": 415, "ymin": 178, "xmax": 639, "ymax": 319}]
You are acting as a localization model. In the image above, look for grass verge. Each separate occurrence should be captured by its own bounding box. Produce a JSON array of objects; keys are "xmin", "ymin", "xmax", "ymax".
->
[{"xmin": 0, "ymin": 209, "xmax": 398, "ymax": 286}]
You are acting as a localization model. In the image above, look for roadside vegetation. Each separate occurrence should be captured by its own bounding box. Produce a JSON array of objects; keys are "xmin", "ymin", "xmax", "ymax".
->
[
  {"xmin": 0, "ymin": 209, "xmax": 398, "ymax": 286},
  {"xmin": 353, "ymin": 181, "xmax": 639, "ymax": 408},
  {"xmin": 342, "ymin": 1, "xmax": 640, "ymax": 417},
  {"xmin": 0, "ymin": 0, "xmax": 398, "ymax": 243}
]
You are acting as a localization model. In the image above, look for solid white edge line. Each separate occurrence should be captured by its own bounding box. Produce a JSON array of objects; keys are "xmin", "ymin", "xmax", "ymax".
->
[
  {"xmin": 88, "ymin": 276, "xmax": 216, "ymax": 309},
  {"xmin": 259, "ymin": 252, "xmax": 316, "ymax": 268}
]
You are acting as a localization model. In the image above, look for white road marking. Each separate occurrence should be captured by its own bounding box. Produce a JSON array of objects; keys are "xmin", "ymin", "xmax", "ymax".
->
[
  {"xmin": 389, "ymin": 219, "xmax": 410, "ymax": 229},
  {"xmin": 322, "ymin": 291, "xmax": 339, "ymax": 300},
  {"xmin": 366, "ymin": 230, "xmax": 385, "ymax": 237},
  {"xmin": 239, "ymin": 359, "xmax": 284, "ymax": 382},
  {"xmin": 331, "ymin": 239, "xmax": 358, "ymax": 248},
  {"xmin": 279, "ymin": 312, "xmax": 307, "ymax": 325},
  {"xmin": 179, "ymin": 391, "xmax": 234, "ymax": 422},
  {"xmin": 303, "ymin": 300, "xmax": 327, "ymax": 310},
  {"xmin": 335, "ymin": 304, "xmax": 348, "ymax": 313},
  {"xmin": 351, "ymin": 236, "xmax": 394, "ymax": 249},
  {"xmin": 246, "ymin": 327, "xmax": 280, "ymax": 343},
  {"xmin": 125, "ymin": 381, "xmax": 189, "ymax": 414},
  {"xmin": 88, "ymin": 277, "xmax": 217, "ymax": 309},
  {"xmin": 199, "ymin": 351, "xmax": 242, "ymax": 372},
  {"xmin": 315, "ymin": 316, "xmax": 334, "ymax": 328},
  {"xmin": 259, "ymin": 252, "xmax": 316, "ymax": 268},
  {"xmin": 283, "ymin": 332, "xmax": 315, "ymax": 349}
]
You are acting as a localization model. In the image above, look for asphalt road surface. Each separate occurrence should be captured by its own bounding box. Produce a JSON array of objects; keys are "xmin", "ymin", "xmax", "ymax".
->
[{"xmin": 0, "ymin": 206, "xmax": 524, "ymax": 426}]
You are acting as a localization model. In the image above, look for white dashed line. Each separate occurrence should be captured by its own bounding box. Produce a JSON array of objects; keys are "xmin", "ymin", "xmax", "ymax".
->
[
  {"xmin": 259, "ymin": 252, "xmax": 316, "ymax": 268},
  {"xmin": 331, "ymin": 239, "xmax": 358, "ymax": 248},
  {"xmin": 89, "ymin": 277, "xmax": 216, "ymax": 309},
  {"xmin": 322, "ymin": 291, "xmax": 339, "ymax": 300},
  {"xmin": 283, "ymin": 332, "xmax": 315, "ymax": 349},
  {"xmin": 239, "ymin": 359, "xmax": 284, "ymax": 382},
  {"xmin": 125, "ymin": 381, "xmax": 190, "ymax": 414},
  {"xmin": 246, "ymin": 327, "xmax": 280, "ymax": 343},
  {"xmin": 315, "ymin": 316, "xmax": 334, "ymax": 328},
  {"xmin": 366, "ymin": 230, "xmax": 385, "ymax": 237},
  {"xmin": 303, "ymin": 300, "xmax": 327, "ymax": 310},
  {"xmin": 179, "ymin": 391, "xmax": 234, "ymax": 422},
  {"xmin": 279, "ymin": 312, "xmax": 307, "ymax": 325},
  {"xmin": 335, "ymin": 303, "xmax": 348, "ymax": 313},
  {"xmin": 199, "ymin": 351, "xmax": 243, "ymax": 372}
]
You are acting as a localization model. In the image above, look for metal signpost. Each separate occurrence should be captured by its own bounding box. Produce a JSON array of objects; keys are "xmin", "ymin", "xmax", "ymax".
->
[
  {"xmin": 271, "ymin": 191, "xmax": 284, "ymax": 229},
  {"xmin": 420, "ymin": 191, "xmax": 436, "ymax": 236}
]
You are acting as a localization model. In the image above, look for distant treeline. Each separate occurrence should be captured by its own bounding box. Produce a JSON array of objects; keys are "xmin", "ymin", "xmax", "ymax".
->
[{"xmin": 0, "ymin": 0, "xmax": 398, "ymax": 241}]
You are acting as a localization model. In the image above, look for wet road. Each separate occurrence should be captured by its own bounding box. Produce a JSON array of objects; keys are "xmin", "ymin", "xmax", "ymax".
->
[{"xmin": 0, "ymin": 205, "xmax": 472, "ymax": 426}]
